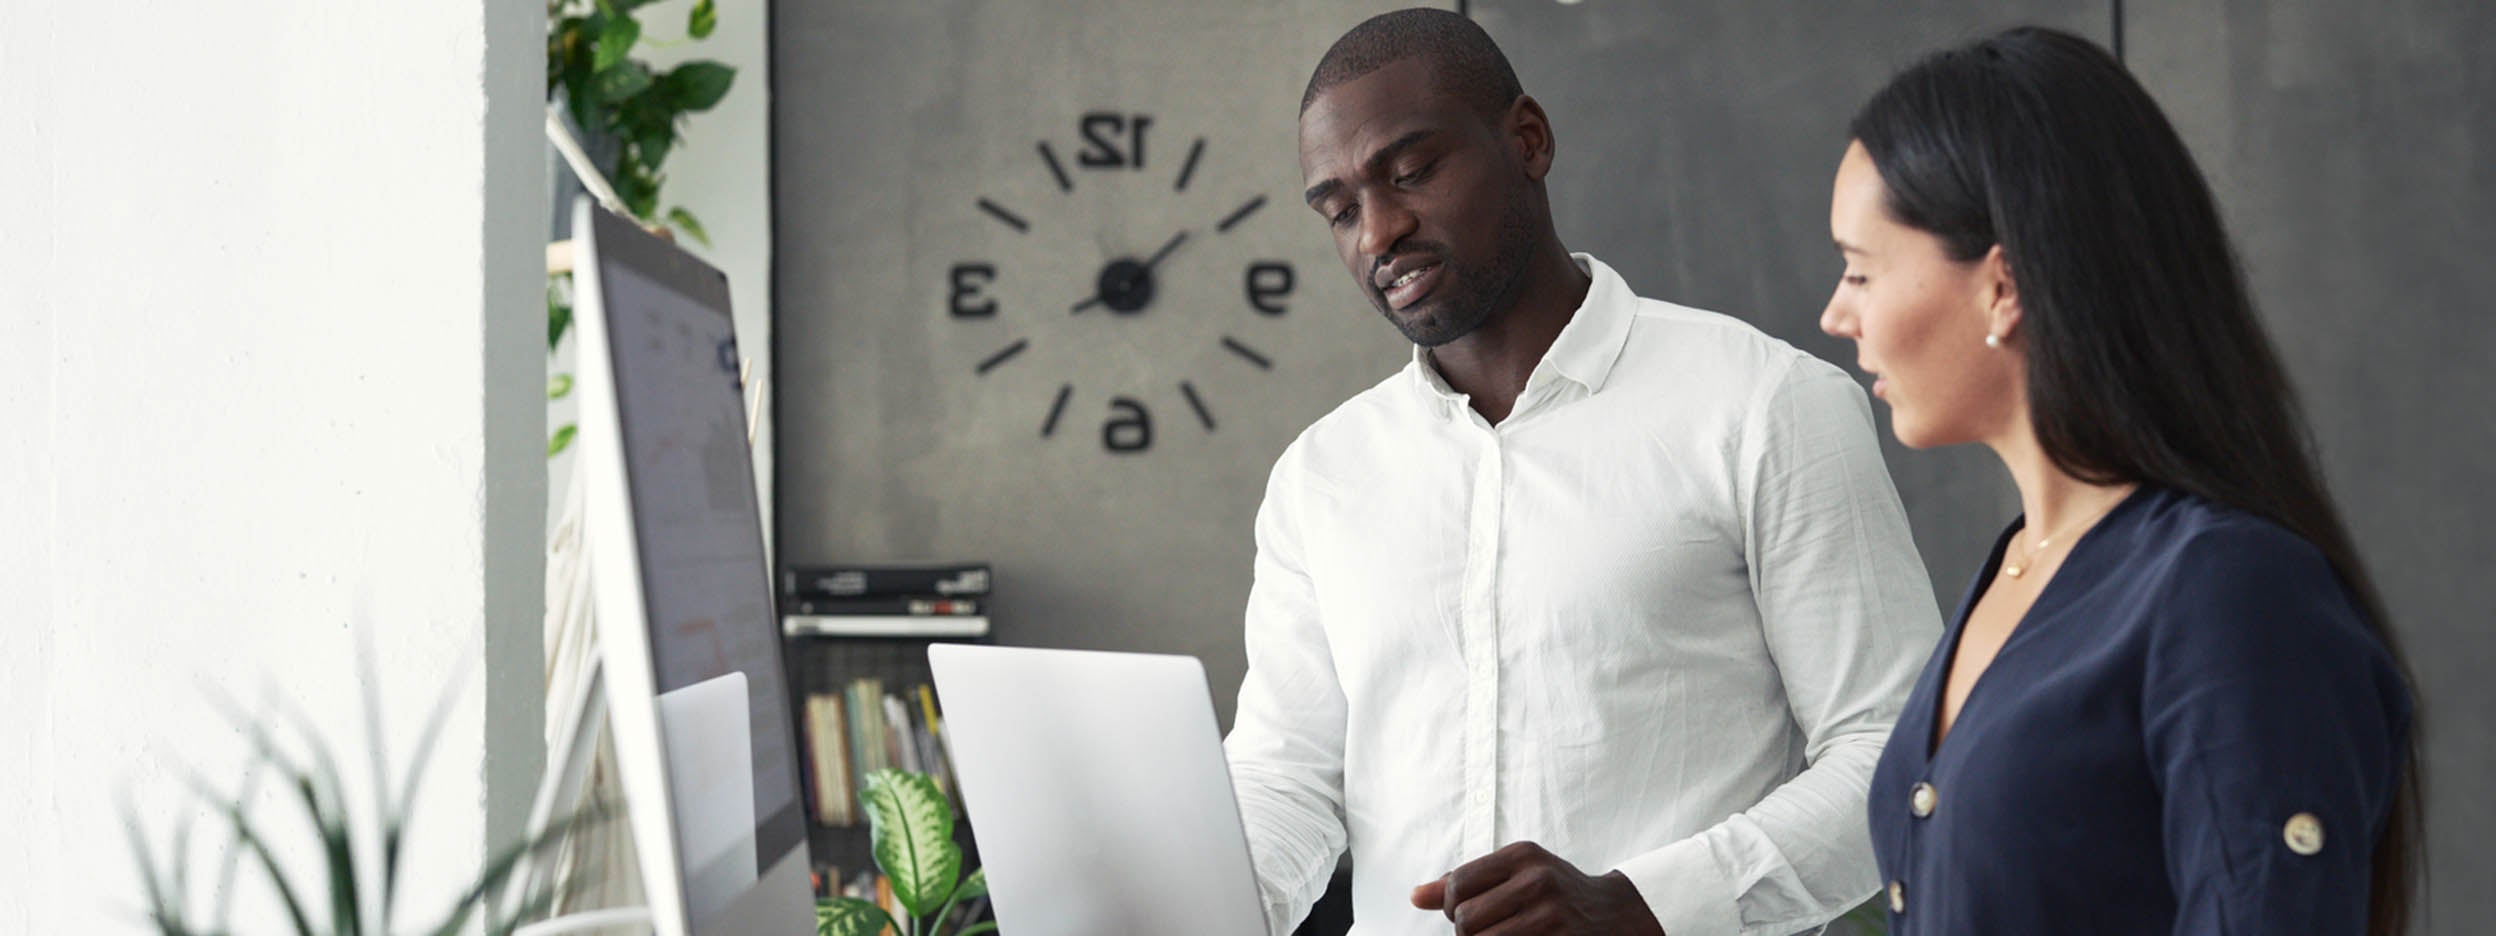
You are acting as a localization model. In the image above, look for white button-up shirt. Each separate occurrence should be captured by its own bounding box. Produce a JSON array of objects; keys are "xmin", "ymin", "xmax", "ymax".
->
[{"xmin": 1225, "ymin": 255, "xmax": 1940, "ymax": 936}]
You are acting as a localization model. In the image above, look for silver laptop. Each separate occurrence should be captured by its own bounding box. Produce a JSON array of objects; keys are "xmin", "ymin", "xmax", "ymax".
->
[{"xmin": 928, "ymin": 644, "xmax": 1272, "ymax": 936}]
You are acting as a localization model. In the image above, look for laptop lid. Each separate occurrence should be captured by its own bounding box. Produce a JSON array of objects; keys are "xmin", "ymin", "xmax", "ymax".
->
[{"xmin": 928, "ymin": 644, "xmax": 1271, "ymax": 936}]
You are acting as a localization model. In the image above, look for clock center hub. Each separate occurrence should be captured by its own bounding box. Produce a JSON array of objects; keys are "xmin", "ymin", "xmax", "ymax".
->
[{"xmin": 1095, "ymin": 258, "xmax": 1155, "ymax": 315}]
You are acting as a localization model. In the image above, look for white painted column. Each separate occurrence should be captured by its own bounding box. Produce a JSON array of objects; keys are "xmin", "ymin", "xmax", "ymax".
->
[{"xmin": 0, "ymin": 1, "xmax": 544, "ymax": 931}]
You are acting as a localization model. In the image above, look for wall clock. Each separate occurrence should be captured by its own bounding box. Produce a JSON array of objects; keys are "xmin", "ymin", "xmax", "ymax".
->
[
  {"xmin": 944, "ymin": 111, "xmax": 1301, "ymax": 454},
  {"xmin": 776, "ymin": 0, "xmax": 1423, "ymax": 736}
]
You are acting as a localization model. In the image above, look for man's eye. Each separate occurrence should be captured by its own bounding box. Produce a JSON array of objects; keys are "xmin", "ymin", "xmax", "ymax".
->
[
  {"xmin": 1329, "ymin": 206, "xmax": 1357, "ymax": 228},
  {"xmin": 1394, "ymin": 164, "xmax": 1435, "ymax": 186},
  {"xmin": 1841, "ymin": 274, "xmax": 1868, "ymax": 287}
]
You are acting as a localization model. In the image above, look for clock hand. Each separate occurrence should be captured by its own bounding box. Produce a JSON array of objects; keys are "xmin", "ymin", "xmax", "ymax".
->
[
  {"xmin": 1140, "ymin": 230, "xmax": 1189, "ymax": 270},
  {"xmin": 1072, "ymin": 229, "xmax": 1193, "ymax": 314}
]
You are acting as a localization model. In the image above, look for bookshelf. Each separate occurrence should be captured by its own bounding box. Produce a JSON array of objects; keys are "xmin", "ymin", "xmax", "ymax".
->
[{"xmin": 780, "ymin": 627, "xmax": 986, "ymax": 885}]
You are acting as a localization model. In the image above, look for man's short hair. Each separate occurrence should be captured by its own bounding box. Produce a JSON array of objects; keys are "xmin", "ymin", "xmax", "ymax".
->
[{"xmin": 1300, "ymin": 8, "xmax": 1525, "ymax": 120}]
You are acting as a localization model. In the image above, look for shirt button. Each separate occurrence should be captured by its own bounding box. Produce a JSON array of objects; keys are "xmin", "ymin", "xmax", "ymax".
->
[
  {"xmin": 2284, "ymin": 812, "xmax": 2326, "ymax": 855},
  {"xmin": 1910, "ymin": 782, "xmax": 1938, "ymax": 818},
  {"xmin": 1888, "ymin": 880, "xmax": 1906, "ymax": 914}
]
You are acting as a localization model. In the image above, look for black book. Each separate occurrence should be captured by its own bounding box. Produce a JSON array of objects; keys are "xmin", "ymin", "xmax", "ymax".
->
[
  {"xmin": 783, "ymin": 563, "xmax": 992, "ymax": 600},
  {"xmin": 787, "ymin": 596, "xmax": 982, "ymax": 617}
]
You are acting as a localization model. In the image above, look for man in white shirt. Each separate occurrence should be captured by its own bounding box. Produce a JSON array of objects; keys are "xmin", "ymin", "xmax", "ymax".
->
[{"xmin": 1225, "ymin": 10, "xmax": 1941, "ymax": 935}]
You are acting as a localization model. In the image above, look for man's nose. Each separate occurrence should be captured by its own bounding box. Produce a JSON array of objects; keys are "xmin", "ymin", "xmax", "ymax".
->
[{"xmin": 1356, "ymin": 198, "xmax": 1417, "ymax": 261}]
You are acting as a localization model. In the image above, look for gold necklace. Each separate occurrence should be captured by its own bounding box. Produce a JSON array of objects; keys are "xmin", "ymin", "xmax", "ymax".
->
[{"xmin": 2002, "ymin": 489, "xmax": 2134, "ymax": 578}]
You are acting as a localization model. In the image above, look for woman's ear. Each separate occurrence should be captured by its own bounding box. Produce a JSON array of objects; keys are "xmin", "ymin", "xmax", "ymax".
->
[{"xmin": 1980, "ymin": 244, "xmax": 2023, "ymax": 341}]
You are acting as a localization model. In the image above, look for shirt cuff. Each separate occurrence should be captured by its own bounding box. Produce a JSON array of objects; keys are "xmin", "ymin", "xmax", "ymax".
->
[{"xmin": 1615, "ymin": 836, "xmax": 1744, "ymax": 936}]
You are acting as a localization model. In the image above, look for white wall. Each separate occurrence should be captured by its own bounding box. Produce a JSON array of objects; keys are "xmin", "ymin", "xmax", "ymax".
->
[{"xmin": 0, "ymin": 0, "xmax": 544, "ymax": 931}]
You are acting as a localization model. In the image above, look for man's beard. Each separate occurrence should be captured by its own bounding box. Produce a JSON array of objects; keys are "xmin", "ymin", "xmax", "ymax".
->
[{"xmin": 1374, "ymin": 194, "xmax": 1538, "ymax": 348}]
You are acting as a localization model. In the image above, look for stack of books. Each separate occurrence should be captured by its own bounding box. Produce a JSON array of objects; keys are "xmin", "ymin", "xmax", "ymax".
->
[
  {"xmin": 798, "ymin": 678, "xmax": 961, "ymax": 829},
  {"xmin": 780, "ymin": 562, "xmax": 992, "ymax": 638}
]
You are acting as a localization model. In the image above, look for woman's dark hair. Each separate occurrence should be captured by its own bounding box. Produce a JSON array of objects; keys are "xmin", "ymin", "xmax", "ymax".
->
[{"xmin": 1849, "ymin": 26, "xmax": 2421, "ymax": 934}]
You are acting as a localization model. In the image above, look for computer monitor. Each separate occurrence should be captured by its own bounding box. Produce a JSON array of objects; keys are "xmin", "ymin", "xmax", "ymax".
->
[{"xmin": 572, "ymin": 197, "xmax": 815, "ymax": 935}]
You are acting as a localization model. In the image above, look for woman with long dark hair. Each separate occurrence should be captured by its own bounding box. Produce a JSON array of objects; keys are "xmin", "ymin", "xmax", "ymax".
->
[{"xmin": 1818, "ymin": 26, "xmax": 2420, "ymax": 934}]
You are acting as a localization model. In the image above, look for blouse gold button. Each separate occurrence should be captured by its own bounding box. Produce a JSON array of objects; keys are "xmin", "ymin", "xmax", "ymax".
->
[
  {"xmin": 2284, "ymin": 812, "xmax": 2326, "ymax": 855},
  {"xmin": 1888, "ymin": 880, "xmax": 1906, "ymax": 914},
  {"xmin": 1910, "ymin": 782, "xmax": 1938, "ymax": 818}
]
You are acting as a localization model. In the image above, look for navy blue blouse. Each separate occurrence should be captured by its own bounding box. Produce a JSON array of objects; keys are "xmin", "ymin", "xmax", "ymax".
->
[{"xmin": 1867, "ymin": 487, "xmax": 2410, "ymax": 933}]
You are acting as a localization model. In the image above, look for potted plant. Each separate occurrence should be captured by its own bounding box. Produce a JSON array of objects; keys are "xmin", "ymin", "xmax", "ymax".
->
[
  {"xmin": 123, "ymin": 662, "xmax": 600, "ymax": 936},
  {"xmin": 818, "ymin": 770, "xmax": 994, "ymax": 936},
  {"xmin": 543, "ymin": 0, "xmax": 737, "ymax": 458}
]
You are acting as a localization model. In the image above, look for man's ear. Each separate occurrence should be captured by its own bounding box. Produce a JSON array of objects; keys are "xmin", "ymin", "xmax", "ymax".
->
[
  {"xmin": 1980, "ymin": 244, "xmax": 2023, "ymax": 341},
  {"xmin": 1508, "ymin": 95, "xmax": 1555, "ymax": 181}
]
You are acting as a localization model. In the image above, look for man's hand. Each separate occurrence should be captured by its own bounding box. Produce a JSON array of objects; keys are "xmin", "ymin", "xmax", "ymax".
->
[{"xmin": 1409, "ymin": 841, "xmax": 1666, "ymax": 936}]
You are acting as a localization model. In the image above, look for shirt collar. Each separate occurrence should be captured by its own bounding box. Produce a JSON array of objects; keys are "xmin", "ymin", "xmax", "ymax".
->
[{"xmin": 1406, "ymin": 253, "xmax": 1638, "ymax": 410}]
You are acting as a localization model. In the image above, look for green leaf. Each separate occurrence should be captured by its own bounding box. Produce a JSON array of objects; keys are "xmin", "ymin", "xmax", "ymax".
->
[
  {"xmin": 423, "ymin": 806, "xmax": 609, "ymax": 936},
  {"xmin": 666, "ymin": 207, "xmax": 710, "ymax": 247},
  {"xmin": 121, "ymin": 802, "xmax": 177, "ymax": 930},
  {"xmin": 547, "ymin": 17, "xmax": 590, "ymax": 93},
  {"xmin": 592, "ymin": 13, "xmax": 640, "ymax": 72},
  {"xmin": 636, "ymin": 122, "xmax": 674, "ymax": 173},
  {"xmin": 548, "ymin": 424, "xmax": 578, "ymax": 457},
  {"xmin": 266, "ymin": 708, "xmax": 362, "ymax": 936},
  {"xmin": 859, "ymin": 770, "xmax": 961, "ymax": 920},
  {"xmin": 815, "ymin": 897, "xmax": 899, "ymax": 936},
  {"xmin": 664, "ymin": 61, "xmax": 735, "ymax": 112},
  {"xmin": 688, "ymin": 0, "xmax": 718, "ymax": 39},
  {"xmin": 592, "ymin": 60, "xmax": 653, "ymax": 103},
  {"xmin": 928, "ymin": 866, "xmax": 985, "ymax": 936},
  {"xmin": 548, "ymin": 374, "xmax": 574, "ymax": 400},
  {"xmin": 616, "ymin": 160, "xmax": 661, "ymax": 220},
  {"xmin": 186, "ymin": 768, "xmax": 320, "ymax": 936},
  {"xmin": 547, "ymin": 294, "xmax": 573, "ymax": 352},
  {"xmin": 951, "ymin": 867, "xmax": 987, "ymax": 903}
]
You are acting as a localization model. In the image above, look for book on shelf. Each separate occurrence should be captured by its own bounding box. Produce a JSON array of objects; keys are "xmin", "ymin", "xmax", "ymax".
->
[
  {"xmin": 915, "ymin": 684, "xmax": 955, "ymax": 798},
  {"xmin": 783, "ymin": 562, "xmax": 991, "ymax": 600},
  {"xmin": 847, "ymin": 679, "xmax": 886, "ymax": 776},
  {"xmin": 783, "ymin": 613, "xmax": 990, "ymax": 638},
  {"xmin": 882, "ymin": 694, "xmax": 921, "ymax": 776},
  {"xmin": 801, "ymin": 693, "xmax": 855, "ymax": 827},
  {"xmin": 786, "ymin": 596, "xmax": 980, "ymax": 617},
  {"xmin": 795, "ymin": 676, "xmax": 964, "ymax": 830}
]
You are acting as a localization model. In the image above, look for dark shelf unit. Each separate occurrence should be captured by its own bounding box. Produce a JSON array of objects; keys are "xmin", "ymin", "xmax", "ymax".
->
[{"xmin": 780, "ymin": 629, "xmax": 987, "ymax": 886}]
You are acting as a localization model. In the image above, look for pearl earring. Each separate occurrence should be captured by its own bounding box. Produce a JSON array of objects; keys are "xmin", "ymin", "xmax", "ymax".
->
[{"xmin": 1984, "ymin": 333, "xmax": 2002, "ymax": 349}]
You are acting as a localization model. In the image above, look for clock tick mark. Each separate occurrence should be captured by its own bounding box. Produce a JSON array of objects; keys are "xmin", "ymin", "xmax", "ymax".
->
[
  {"xmin": 1038, "ymin": 142, "xmax": 1074, "ymax": 193},
  {"xmin": 976, "ymin": 338, "xmax": 1031, "ymax": 375},
  {"xmin": 1220, "ymin": 336, "xmax": 1273, "ymax": 371},
  {"xmin": 1175, "ymin": 138, "xmax": 1206, "ymax": 192},
  {"xmin": 1216, "ymin": 195, "xmax": 1267, "ymax": 234},
  {"xmin": 1181, "ymin": 381, "xmax": 1216, "ymax": 431},
  {"xmin": 977, "ymin": 198, "xmax": 1030, "ymax": 233},
  {"xmin": 1042, "ymin": 384, "xmax": 1073, "ymax": 437}
]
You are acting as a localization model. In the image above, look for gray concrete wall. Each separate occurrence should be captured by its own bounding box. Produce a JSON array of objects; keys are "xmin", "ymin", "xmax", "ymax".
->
[
  {"xmin": 1468, "ymin": 0, "xmax": 2109, "ymax": 622},
  {"xmin": 777, "ymin": 4, "xmax": 2490, "ymax": 927}
]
